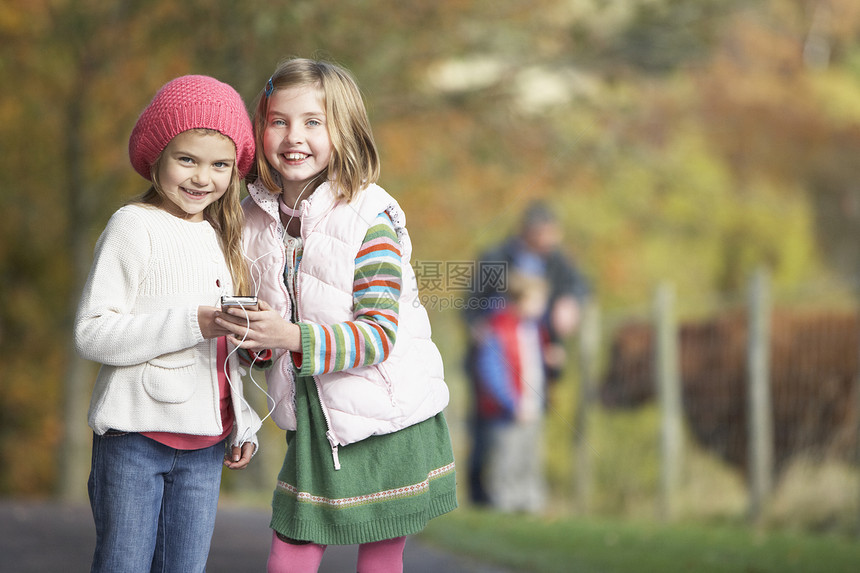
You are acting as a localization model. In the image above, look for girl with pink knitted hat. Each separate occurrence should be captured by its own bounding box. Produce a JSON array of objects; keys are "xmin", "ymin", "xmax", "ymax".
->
[{"xmin": 74, "ymin": 74, "xmax": 262, "ymax": 572}]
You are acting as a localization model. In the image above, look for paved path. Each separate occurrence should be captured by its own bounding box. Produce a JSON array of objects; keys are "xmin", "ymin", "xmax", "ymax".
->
[{"xmin": 0, "ymin": 499, "xmax": 507, "ymax": 572}]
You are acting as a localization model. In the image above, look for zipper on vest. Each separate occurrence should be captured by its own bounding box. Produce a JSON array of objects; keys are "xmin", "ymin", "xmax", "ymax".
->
[
  {"xmin": 325, "ymin": 430, "xmax": 341, "ymax": 470},
  {"xmin": 314, "ymin": 377, "xmax": 342, "ymax": 470},
  {"xmin": 291, "ymin": 233, "xmax": 342, "ymax": 471}
]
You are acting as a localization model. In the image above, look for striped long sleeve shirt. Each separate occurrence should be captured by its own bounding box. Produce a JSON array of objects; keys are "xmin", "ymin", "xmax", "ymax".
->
[{"xmin": 296, "ymin": 212, "xmax": 402, "ymax": 376}]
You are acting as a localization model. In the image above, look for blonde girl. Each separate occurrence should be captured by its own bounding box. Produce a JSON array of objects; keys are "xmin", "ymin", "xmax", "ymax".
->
[{"xmin": 217, "ymin": 58, "xmax": 457, "ymax": 572}]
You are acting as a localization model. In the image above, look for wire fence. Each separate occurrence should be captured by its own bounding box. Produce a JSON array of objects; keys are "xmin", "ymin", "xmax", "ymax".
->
[{"xmin": 570, "ymin": 269, "xmax": 860, "ymax": 533}]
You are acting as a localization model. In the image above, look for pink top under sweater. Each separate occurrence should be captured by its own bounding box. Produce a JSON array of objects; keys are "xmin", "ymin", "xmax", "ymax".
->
[{"xmin": 142, "ymin": 337, "xmax": 234, "ymax": 449}]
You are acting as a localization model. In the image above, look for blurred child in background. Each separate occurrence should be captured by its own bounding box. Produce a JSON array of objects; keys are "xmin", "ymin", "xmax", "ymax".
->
[{"xmin": 472, "ymin": 271, "xmax": 553, "ymax": 513}]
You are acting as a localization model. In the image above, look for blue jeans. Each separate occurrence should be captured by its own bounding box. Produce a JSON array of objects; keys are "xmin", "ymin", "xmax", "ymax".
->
[{"xmin": 88, "ymin": 431, "xmax": 225, "ymax": 573}]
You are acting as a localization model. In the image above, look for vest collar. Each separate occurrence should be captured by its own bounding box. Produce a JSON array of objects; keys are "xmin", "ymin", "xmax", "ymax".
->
[
  {"xmin": 247, "ymin": 178, "xmax": 281, "ymax": 223},
  {"xmin": 248, "ymin": 174, "xmax": 341, "ymax": 235}
]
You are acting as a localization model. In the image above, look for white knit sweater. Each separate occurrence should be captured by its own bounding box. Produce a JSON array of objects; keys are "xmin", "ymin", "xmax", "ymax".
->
[{"xmin": 75, "ymin": 204, "xmax": 261, "ymax": 446}]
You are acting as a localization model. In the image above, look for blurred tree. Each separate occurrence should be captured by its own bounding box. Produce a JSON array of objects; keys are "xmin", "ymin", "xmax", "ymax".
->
[
  {"xmin": 39, "ymin": 0, "xmax": 201, "ymax": 500},
  {"xmin": 695, "ymin": 1, "xmax": 860, "ymax": 281},
  {"xmin": 0, "ymin": 0, "xmax": 485, "ymax": 498},
  {"xmin": 613, "ymin": 0, "xmax": 748, "ymax": 73},
  {"xmin": 2, "ymin": 0, "xmax": 860, "ymax": 500}
]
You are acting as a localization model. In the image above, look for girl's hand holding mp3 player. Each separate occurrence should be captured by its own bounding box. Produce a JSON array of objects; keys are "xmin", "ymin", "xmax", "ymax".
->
[{"xmin": 216, "ymin": 296, "xmax": 299, "ymax": 353}]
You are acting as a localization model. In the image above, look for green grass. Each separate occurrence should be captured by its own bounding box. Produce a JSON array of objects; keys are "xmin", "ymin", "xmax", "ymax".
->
[{"xmin": 417, "ymin": 508, "xmax": 860, "ymax": 573}]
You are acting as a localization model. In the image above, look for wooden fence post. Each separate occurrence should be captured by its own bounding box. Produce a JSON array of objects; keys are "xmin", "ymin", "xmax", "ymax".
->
[
  {"xmin": 747, "ymin": 267, "xmax": 774, "ymax": 524},
  {"xmin": 655, "ymin": 282, "xmax": 682, "ymax": 521},
  {"xmin": 574, "ymin": 299, "xmax": 600, "ymax": 515},
  {"xmin": 856, "ymin": 325, "xmax": 860, "ymax": 540},
  {"xmin": 854, "ymin": 276, "xmax": 860, "ymax": 540}
]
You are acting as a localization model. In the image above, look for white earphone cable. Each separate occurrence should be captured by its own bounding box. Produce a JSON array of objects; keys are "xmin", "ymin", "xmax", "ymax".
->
[{"xmin": 222, "ymin": 175, "xmax": 323, "ymax": 428}]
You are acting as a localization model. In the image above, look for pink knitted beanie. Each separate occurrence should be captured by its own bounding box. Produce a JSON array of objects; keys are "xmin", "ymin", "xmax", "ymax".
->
[{"xmin": 128, "ymin": 75, "xmax": 255, "ymax": 180}]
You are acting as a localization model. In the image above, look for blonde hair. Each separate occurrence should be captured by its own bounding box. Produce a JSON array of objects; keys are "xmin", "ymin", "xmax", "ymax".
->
[
  {"xmin": 129, "ymin": 128, "xmax": 252, "ymax": 295},
  {"xmin": 507, "ymin": 271, "xmax": 549, "ymax": 305},
  {"xmin": 251, "ymin": 57, "xmax": 380, "ymax": 202}
]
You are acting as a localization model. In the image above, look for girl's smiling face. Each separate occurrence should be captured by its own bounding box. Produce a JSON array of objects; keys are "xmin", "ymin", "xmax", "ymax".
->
[
  {"xmin": 156, "ymin": 129, "xmax": 235, "ymax": 222},
  {"xmin": 262, "ymin": 85, "xmax": 333, "ymax": 199}
]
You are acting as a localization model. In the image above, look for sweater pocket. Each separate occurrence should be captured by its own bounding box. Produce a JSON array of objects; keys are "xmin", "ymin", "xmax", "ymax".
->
[{"xmin": 142, "ymin": 349, "xmax": 198, "ymax": 404}]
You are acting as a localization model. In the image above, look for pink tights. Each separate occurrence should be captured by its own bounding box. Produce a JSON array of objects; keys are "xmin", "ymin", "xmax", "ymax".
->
[{"xmin": 267, "ymin": 531, "xmax": 406, "ymax": 573}]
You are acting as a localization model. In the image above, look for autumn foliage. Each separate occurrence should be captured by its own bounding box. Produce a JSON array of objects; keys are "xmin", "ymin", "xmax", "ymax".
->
[{"xmin": 2, "ymin": 0, "xmax": 860, "ymax": 497}]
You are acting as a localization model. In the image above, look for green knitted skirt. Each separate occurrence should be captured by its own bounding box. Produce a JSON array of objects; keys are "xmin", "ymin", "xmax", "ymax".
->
[{"xmin": 269, "ymin": 375, "xmax": 458, "ymax": 545}]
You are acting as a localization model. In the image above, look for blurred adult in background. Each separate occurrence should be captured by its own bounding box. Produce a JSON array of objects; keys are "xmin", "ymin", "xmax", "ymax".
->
[{"xmin": 463, "ymin": 200, "xmax": 591, "ymax": 507}]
